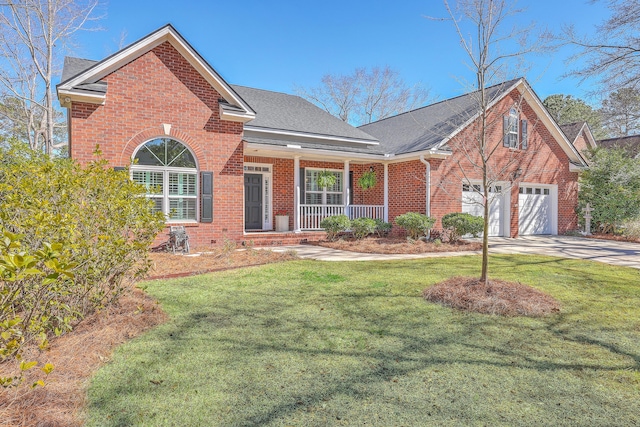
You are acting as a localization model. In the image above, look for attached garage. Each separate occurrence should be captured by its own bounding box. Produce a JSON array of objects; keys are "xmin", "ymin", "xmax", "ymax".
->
[
  {"xmin": 461, "ymin": 183, "xmax": 509, "ymax": 237},
  {"xmin": 518, "ymin": 185, "xmax": 558, "ymax": 235}
]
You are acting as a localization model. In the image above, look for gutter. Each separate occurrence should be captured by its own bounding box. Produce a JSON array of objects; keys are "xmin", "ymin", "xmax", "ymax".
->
[{"xmin": 419, "ymin": 155, "xmax": 431, "ymax": 217}]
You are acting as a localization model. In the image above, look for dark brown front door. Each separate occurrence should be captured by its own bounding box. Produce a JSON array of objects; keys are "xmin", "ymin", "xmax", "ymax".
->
[{"xmin": 244, "ymin": 174, "xmax": 262, "ymax": 230}]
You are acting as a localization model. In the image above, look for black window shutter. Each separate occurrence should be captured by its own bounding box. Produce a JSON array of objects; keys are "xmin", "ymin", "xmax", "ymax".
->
[
  {"xmin": 521, "ymin": 120, "xmax": 528, "ymax": 149},
  {"xmin": 200, "ymin": 171, "xmax": 213, "ymax": 223},
  {"xmin": 299, "ymin": 167, "xmax": 305, "ymax": 204},
  {"xmin": 503, "ymin": 116, "xmax": 510, "ymax": 147}
]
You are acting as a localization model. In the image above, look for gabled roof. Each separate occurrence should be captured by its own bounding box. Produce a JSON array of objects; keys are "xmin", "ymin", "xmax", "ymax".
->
[
  {"xmin": 233, "ymin": 85, "xmax": 379, "ymax": 145},
  {"xmin": 56, "ymin": 24, "xmax": 255, "ymax": 122},
  {"xmin": 360, "ymin": 78, "xmax": 589, "ymax": 168},
  {"xmin": 560, "ymin": 121, "xmax": 597, "ymax": 150},
  {"xmin": 598, "ymin": 135, "xmax": 640, "ymax": 158},
  {"xmin": 359, "ymin": 79, "xmax": 520, "ymax": 155}
]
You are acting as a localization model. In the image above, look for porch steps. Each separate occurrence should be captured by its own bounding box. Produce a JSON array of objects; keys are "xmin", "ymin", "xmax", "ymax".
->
[{"xmin": 242, "ymin": 231, "xmax": 326, "ymax": 247}]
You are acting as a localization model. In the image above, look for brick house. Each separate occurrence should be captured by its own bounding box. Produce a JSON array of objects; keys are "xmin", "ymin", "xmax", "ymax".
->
[{"xmin": 57, "ymin": 25, "xmax": 588, "ymax": 246}]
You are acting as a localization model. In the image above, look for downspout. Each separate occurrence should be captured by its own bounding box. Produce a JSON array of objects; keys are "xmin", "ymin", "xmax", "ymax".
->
[{"xmin": 419, "ymin": 155, "xmax": 431, "ymax": 217}]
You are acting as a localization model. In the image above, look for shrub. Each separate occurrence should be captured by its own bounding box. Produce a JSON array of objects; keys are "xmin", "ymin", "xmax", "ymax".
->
[
  {"xmin": 351, "ymin": 217, "xmax": 377, "ymax": 240},
  {"xmin": 579, "ymin": 147, "xmax": 640, "ymax": 233},
  {"xmin": 320, "ymin": 215, "xmax": 351, "ymax": 241},
  {"xmin": 374, "ymin": 219, "xmax": 392, "ymax": 237},
  {"xmin": 394, "ymin": 212, "xmax": 435, "ymax": 239},
  {"xmin": 0, "ymin": 229, "xmax": 69, "ymax": 387},
  {"xmin": 442, "ymin": 212, "xmax": 484, "ymax": 242},
  {"xmin": 0, "ymin": 141, "xmax": 165, "ymax": 373},
  {"xmin": 621, "ymin": 219, "xmax": 640, "ymax": 240}
]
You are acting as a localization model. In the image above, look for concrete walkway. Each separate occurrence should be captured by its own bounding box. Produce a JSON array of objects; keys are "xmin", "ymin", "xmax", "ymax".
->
[
  {"xmin": 272, "ymin": 235, "xmax": 640, "ymax": 269},
  {"xmin": 272, "ymin": 244, "xmax": 480, "ymax": 261}
]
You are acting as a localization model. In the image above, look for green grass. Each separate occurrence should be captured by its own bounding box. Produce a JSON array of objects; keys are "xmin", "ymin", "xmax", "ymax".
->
[{"xmin": 87, "ymin": 255, "xmax": 640, "ymax": 426}]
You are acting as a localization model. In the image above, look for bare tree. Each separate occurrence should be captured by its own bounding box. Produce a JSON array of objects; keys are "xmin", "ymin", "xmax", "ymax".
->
[
  {"xmin": 563, "ymin": 0, "xmax": 640, "ymax": 93},
  {"xmin": 296, "ymin": 66, "xmax": 430, "ymax": 126},
  {"xmin": 0, "ymin": 0, "xmax": 101, "ymax": 154},
  {"xmin": 600, "ymin": 87, "xmax": 640, "ymax": 137},
  {"xmin": 436, "ymin": 0, "xmax": 544, "ymax": 284}
]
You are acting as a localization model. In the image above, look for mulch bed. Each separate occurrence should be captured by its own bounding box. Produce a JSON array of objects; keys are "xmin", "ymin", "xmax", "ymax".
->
[
  {"xmin": 315, "ymin": 237, "xmax": 482, "ymax": 254},
  {"xmin": 423, "ymin": 277, "xmax": 561, "ymax": 317},
  {"xmin": 0, "ymin": 288, "xmax": 167, "ymax": 427}
]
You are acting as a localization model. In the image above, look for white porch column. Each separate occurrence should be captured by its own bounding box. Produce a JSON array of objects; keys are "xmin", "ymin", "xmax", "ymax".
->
[
  {"xmin": 294, "ymin": 156, "xmax": 301, "ymax": 232},
  {"xmin": 343, "ymin": 160, "xmax": 350, "ymax": 218},
  {"xmin": 383, "ymin": 163, "xmax": 389, "ymax": 222}
]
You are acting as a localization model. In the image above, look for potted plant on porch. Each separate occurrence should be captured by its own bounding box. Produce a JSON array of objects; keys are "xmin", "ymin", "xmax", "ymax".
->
[{"xmin": 275, "ymin": 209, "xmax": 290, "ymax": 232}]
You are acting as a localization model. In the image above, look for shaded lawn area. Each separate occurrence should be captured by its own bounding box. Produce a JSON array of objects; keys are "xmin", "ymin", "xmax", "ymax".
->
[{"xmin": 87, "ymin": 255, "xmax": 640, "ymax": 426}]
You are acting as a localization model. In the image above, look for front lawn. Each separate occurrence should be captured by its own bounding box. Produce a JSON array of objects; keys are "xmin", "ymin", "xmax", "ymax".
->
[{"xmin": 87, "ymin": 255, "xmax": 640, "ymax": 426}]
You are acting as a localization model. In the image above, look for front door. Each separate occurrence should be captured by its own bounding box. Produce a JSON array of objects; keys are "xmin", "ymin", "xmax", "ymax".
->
[{"xmin": 244, "ymin": 174, "xmax": 262, "ymax": 230}]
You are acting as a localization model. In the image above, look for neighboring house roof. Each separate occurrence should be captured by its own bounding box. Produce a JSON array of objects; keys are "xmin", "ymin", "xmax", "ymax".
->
[
  {"xmin": 360, "ymin": 79, "xmax": 521, "ymax": 156},
  {"xmin": 598, "ymin": 135, "xmax": 640, "ymax": 158},
  {"xmin": 232, "ymin": 85, "xmax": 379, "ymax": 145},
  {"xmin": 560, "ymin": 121, "xmax": 597, "ymax": 150},
  {"xmin": 56, "ymin": 24, "xmax": 255, "ymax": 122}
]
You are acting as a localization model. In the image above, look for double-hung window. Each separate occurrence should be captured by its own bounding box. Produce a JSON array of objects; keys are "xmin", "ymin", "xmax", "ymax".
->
[
  {"xmin": 305, "ymin": 169, "xmax": 343, "ymax": 205},
  {"xmin": 131, "ymin": 138, "xmax": 198, "ymax": 221},
  {"xmin": 503, "ymin": 107, "xmax": 528, "ymax": 149}
]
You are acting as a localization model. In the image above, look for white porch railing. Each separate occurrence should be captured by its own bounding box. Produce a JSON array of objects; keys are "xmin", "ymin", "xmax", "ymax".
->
[
  {"xmin": 299, "ymin": 204, "xmax": 385, "ymax": 230},
  {"xmin": 348, "ymin": 205, "xmax": 385, "ymax": 220}
]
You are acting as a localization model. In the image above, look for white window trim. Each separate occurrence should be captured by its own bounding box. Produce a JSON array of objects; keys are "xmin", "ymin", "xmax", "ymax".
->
[
  {"xmin": 305, "ymin": 167, "xmax": 344, "ymax": 206},
  {"xmin": 243, "ymin": 162, "xmax": 273, "ymax": 230},
  {"xmin": 130, "ymin": 138, "xmax": 199, "ymax": 223},
  {"xmin": 507, "ymin": 108, "xmax": 519, "ymax": 149}
]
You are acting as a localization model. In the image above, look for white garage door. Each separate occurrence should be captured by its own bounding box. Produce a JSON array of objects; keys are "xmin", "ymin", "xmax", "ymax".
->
[
  {"xmin": 518, "ymin": 186, "xmax": 553, "ymax": 235},
  {"xmin": 462, "ymin": 184, "xmax": 505, "ymax": 237}
]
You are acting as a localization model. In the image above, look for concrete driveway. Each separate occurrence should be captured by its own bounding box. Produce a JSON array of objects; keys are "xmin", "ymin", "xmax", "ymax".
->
[
  {"xmin": 275, "ymin": 235, "xmax": 640, "ymax": 269},
  {"xmin": 487, "ymin": 235, "xmax": 640, "ymax": 269}
]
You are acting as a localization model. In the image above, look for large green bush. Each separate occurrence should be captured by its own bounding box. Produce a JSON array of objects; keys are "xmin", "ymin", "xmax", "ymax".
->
[
  {"xmin": 0, "ymin": 141, "xmax": 164, "ymax": 371},
  {"xmin": 351, "ymin": 217, "xmax": 377, "ymax": 240},
  {"xmin": 442, "ymin": 212, "xmax": 484, "ymax": 242},
  {"xmin": 579, "ymin": 148, "xmax": 640, "ymax": 233},
  {"xmin": 394, "ymin": 212, "xmax": 435, "ymax": 239},
  {"xmin": 320, "ymin": 215, "xmax": 351, "ymax": 241}
]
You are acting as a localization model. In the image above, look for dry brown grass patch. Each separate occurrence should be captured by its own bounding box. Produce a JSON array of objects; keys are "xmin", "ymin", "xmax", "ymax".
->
[
  {"xmin": 0, "ymin": 287, "xmax": 167, "ymax": 427},
  {"xmin": 423, "ymin": 277, "xmax": 561, "ymax": 317},
  {"xmin": 317, "ymin": 237, "xmax": 481, "ymax": 254}
]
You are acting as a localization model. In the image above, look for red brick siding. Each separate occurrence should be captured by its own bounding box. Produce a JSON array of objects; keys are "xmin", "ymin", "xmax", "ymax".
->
[
  {"xmin": 69, "ymin": 41, "xmax": 244, "ymax": 247},
  {"xmin": 426, "ymin": 89, "xmax": 579, "ymax": 236}
]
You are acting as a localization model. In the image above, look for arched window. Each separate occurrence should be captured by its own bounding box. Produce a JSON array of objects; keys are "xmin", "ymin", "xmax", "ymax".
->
[{"xmin": 131, "ymin": 138, "xmax": 198, "ymax": 221}]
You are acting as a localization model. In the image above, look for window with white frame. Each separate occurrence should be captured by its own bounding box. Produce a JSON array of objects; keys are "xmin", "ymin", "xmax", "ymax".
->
[
  {"xmin": 305, "ymin": 169, "xmax": 343, "ymax": 205},
  {"xmin": 505, "ymin": 108, "xmax": 519, "ymax": 148},
  {"xmin": 131, "ymin": 138, "xmax": 198, "ymax": 221},
  {"xmin": 503, "ymin": 107, "xmax": 528, "ymax": 149}
]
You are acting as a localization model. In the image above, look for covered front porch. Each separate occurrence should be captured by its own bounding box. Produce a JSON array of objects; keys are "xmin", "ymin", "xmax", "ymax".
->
[{"xmin": 243, "ymin": 157, "xmax": 389, "ymax": 233}]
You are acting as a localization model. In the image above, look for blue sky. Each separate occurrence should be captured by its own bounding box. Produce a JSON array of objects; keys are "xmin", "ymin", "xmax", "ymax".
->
[{"xmin": 71, "ymin": 0, "xmax": 610, "ymax": 105}]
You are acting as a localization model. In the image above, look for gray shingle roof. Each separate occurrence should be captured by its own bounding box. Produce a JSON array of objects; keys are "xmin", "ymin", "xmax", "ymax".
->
[
  {"xmin": 560, "ymin": 122, "xmax": 586, "ymax": 144},
  {"xmin": 359, "ymin": 79, "xmax": 521, "ymax": 155},
  {"xmin": 231, "ymin": 85, "xmax": 378, "ymax": 143},
  {"xmin": 61, "ymin": 57, "xmax": 100, "ymax": 85},
  {"xmin": 598, "ymin": 135, "xmax": 640, "ymax": 157}
]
